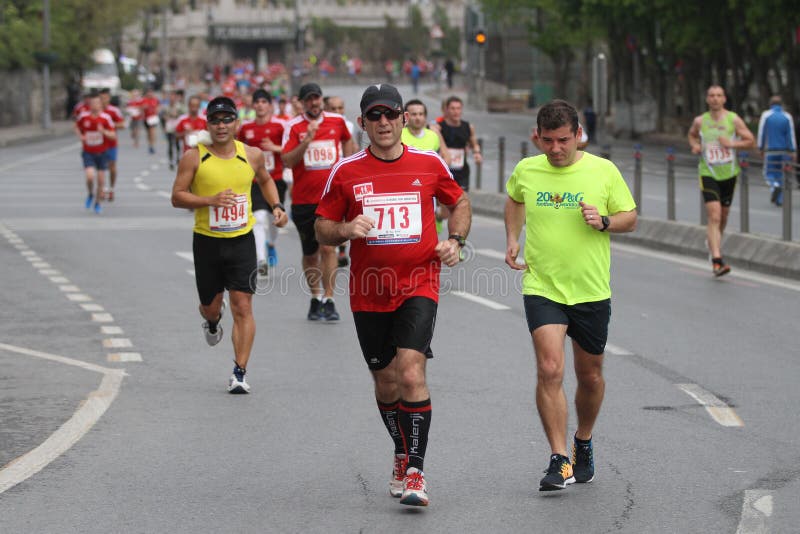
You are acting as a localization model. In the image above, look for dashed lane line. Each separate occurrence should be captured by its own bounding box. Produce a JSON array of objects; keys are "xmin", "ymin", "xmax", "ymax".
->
[
  {"xmin": 0, "ymin": 143, "xmax": 78, "ymax": 173},
  {"xmin": 450, "ymin": 290, "xmax": 511, "ymax": 310},
  {"xmin": 736, "ymin": 489, "xmax": 773, "ymax": 534},
  {"xmin": 676, "ymin": 383, "xmax": 744, "ymax": 427},
  {"xmin": 0, "ymin": 342, "xmax": 126, "ymax": 495}
]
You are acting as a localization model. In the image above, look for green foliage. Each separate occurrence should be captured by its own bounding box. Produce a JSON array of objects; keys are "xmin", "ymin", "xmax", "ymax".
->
[
  {"xmin": 433, "ymin": 4, "xmax": 460, "ymax": 60},
  {"xmin": 310, "ymin": 16, "xmax": 348, "ymax": 52}
]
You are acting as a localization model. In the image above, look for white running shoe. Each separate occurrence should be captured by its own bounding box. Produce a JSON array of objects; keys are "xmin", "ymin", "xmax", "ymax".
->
[
  {"xmin": 390, "ymin": 454, "xmax": 406, "ymax": 498},
  {"xmin": 227, "ymin": 365, "xmax": 250, "ymax": 394},
  {"xmin": 399, "ymin": 467, "xmax": 429, "ymax": 506},
  {"xmin": 201, "ymin": 300, "xmax": 226, "ymax": 346}
]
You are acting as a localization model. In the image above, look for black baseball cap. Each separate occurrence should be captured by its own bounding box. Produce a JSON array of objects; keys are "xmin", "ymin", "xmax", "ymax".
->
[
  {"xmin": 252, "ymin": 88, "xmax": 271, "ymax": 102},
  {"xmin": 298, "ymin": 83, "xmax": 322, "ymax": 100},
  {"xmin": 206, "ymin": 96, "xmax": 237, "ymax": 117},
  {"xmin": 360, "ymin": 84, "xmax": 403, "ymax": 114}
]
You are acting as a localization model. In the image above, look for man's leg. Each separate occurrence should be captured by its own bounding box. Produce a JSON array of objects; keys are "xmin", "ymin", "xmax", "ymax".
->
[
  {"xmin": 199, "ymin": 292, "xmax": 226, "ymax": 332},
  {"xmin": 108, "ymin": 159, "xmax": 117, "ymax": 191},
  {"xmin": 572, "ymin": 341, "xmax": 605, "ymax": 440},
  {"xmin": 302, "ymin": 252, "xmax": 322, "ymax": 298},
  {"xmin": 228, "ymin": 290, "xmax": 255, "ymax": 369},
  {"xmin": 320, "ymin": 244, "xmax": 338, "ymax": 299},
  {"xmin": 705, "ymin": 200, "xmax": 723, "ymax": 259},
  {"xmin": 84, "ymin": 166, "xmax": 96, "ymax": 196},
  {"xmin": 532, "ymin": 324, "xmax": 569, "ymax": 456}
]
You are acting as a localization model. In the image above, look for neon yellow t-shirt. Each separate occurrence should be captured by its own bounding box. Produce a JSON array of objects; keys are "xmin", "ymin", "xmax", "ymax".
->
[
  {"xmin": 402, "ymin": 127, "xmax": 440, "ymax": 152},
  {"xmin": 192, "ymin": 140, "xmax": 256, "ymax": 238},
  {"xmin": 506, "ymin": 152, "xmax": 636, "ymax": 304}
]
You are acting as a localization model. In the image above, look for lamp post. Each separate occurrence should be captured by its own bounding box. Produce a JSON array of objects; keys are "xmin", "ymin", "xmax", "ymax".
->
[{"xmin": 42, "ymin": 0, "xmax": 52, "ymax": 130}]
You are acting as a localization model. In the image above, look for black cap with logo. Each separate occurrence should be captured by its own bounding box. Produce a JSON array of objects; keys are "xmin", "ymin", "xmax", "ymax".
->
[
  {"xmin": 360, "ymin": 84, "xmax": 403, "ymax": 114},
  {"xmin": 252, "ymin": 88, "xmax": 271, "ymax": 102},
  {"xmin": 206, "ymin": 96, "xmax": 237, "ymax": 117}
]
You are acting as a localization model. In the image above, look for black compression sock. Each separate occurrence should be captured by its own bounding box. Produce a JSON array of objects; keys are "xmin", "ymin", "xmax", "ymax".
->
[
  {"xmin": 377, "ymin": 400, "xmax": 404, "ymax": 455},
  {"xmin": 398, "ymin": 399, "xmax": 432, "ymax": 471}
]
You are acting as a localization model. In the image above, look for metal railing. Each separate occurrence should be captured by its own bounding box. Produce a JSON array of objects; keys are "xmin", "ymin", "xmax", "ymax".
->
[{"xmin": 471, "ymin": 137, "xmax": 797, "ymax": 242}]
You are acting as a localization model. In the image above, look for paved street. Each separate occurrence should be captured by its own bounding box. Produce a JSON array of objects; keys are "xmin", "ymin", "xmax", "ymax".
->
[{"xmin": 1, "ymin": 83, "xmax": 798, "ymax": 532}]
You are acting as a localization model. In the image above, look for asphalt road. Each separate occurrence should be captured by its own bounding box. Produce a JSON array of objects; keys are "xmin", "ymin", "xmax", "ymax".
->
[{"xmin": 1, "ymin": 85, "xmax": 798, "ymax": 533}]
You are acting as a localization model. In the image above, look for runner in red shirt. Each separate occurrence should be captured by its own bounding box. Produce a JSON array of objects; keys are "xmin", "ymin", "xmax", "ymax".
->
[
  {"xmin": 73, "ymin": 92, "xmax": 116, "ymax": 214},
  {"xmin": 99, "ymin": 88, "xmax": 125, "ymax": 201},
  {"xmin": 139, "ymin": 87, "xmax": 161, "ymax": 154},
  {"xmin": 237, "ymin": 89, "xmax": 286, "ymax": 275},
  {"xmin": 281, "ymin": 82, "xmax": 356, "ymax": 321},
  {"xmin": 175, "ymin": 95, "xmax": 208, "ymax": 152},
  {"xmin": 315, "ymin": 83, "xmax": 471, "ymax": 508},
  {"xmin": 125, "ymin": 88, "xmax": 144, "ymax": 148}
]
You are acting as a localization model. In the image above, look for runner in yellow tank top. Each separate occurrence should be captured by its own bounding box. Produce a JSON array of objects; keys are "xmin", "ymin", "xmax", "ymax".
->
[{"xmin": 171, "ymin": 96, "xmax": 288, "ymax": 394}]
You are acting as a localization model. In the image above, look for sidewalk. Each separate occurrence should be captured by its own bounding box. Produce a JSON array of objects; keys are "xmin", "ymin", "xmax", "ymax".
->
[{"xmin": 0, "ymin": 120, "xmax": 75, "ymax": 148}]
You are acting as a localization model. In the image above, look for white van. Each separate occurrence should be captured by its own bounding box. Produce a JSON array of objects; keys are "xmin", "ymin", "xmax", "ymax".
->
[{"xmin": 81, "ymin": 48, "xmax": 121, "ymax": 96}]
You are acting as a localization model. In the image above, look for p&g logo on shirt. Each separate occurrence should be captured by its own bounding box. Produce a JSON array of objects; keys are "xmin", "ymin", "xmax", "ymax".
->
[{"xmin": 536, "ymin": 191, "xmax": 584, "ymax": 209}]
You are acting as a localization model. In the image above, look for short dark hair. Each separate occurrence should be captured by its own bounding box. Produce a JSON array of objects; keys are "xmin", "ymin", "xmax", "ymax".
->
[
  {"xmin": 445, "ymin": 95, "xmax": 462, "ymax": 107},
  {"xmin": 536, "ymin": 99, "xmax": 579, "ymax": 134},
  {"xmin": 404, "ymin": 99, "xmax": 427, "ymax": 115}
]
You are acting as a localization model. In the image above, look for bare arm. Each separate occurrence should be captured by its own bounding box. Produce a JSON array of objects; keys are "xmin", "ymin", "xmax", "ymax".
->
[
  {"xmin": 687, "ymin": 116, "xmax": 702, "ymax": 154},
  {"xmin": 281, "ymin": 119, "xmax": 318, "ymax": 168},
  {"xmin": 342, "ymin": 137, "xmax": 356, "ymax": 157},
  {"xmin": 504, "ymin": 196, "xmax": 527, "ymax": 270},
  {"xmin": 435, "ymin": 129, "xmax": 450, "ymax": 163},
  {"xmin": 432, "ymin": 193, "xmax": 471, "ymax": 267},
  {"xmin": 579, "ymin": 201, "xmax": 637, "ymax": 233},
  {"xmin": 732, "ymin": 115, "xmax": 755, "ymax": 149},
  {"xmin": 469, "ymin": 124, "xmax": 482, "ymax": 164},
  {"xmin": 315, "ymin": 214, "xmax": 375, "ymax": 247}
]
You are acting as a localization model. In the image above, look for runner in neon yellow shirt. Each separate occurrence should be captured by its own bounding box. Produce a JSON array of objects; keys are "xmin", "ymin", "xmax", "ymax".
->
[{"xmin": 504, "ymin": 99, "xmax": 637, "ymax": 492}]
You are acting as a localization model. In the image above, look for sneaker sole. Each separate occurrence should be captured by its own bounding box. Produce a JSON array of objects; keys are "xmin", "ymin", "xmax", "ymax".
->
[
  {"xmin": 399, "ymin": 493, "xmax": 429, "ymax": 506},
  {"xmin": 389, "ymin": 486, "xmax": 403, "ymax": 498},
  {"xmin": 228, "ymin": 384, "xmax": 250, "ymax": 394},
  {"xmin": 574, "ymin": 475, "xmax": 594, "ymax": 483},
  {"xmin": 539, "ymin": 477, "xmax": 575, "ymax": 491}
]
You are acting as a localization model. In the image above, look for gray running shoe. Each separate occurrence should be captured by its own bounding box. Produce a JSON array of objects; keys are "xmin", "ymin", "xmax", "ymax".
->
[{"xmin": 201, "ymin": 299, "xmax": 226, "ymax": 346}]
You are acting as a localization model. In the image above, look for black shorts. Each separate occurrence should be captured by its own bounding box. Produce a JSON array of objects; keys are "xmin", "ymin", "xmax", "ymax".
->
[
  {"xmin": 450, "ymin": 166, "xmax": 470, "ymax": 191},
  {"xmin": 700, "ymin": 175, "xmax": 737, "ymax": 207},
  {"xmin": 353, "ymin": 297, "xmax": 437, "ymax": 370},
  {"xmin": 523, "ymin": 295, "xmax": 610, "ymax": 355},
  {"xmin": 192, "ymin": 231, "xmax": 257, "ymax": 305},
  {"xmin": 250, "ymin": 179, "xmax": 288, "ymax": 212},
  {"xmin": 291, "ymin": 203, "xmax": 320, "ymax": 256}
]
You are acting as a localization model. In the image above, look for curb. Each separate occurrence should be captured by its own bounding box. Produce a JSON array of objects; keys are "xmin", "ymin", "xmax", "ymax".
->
[
  {"xmin": 0, "ymin": 123, "xmax": 75, "ymax": 148},
  {"xmin": 468, "ymin": 190, "xmax": 800, "ymax": 281}
]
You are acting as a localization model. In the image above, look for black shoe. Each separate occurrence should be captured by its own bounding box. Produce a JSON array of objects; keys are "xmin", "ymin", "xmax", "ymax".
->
[
  {"xmin": 770, "ymin": 187, "xmax": 780, "ymax": 204},
  {"xmin": 307, "ymin": 298, "xmax": 323, "ymax": 321},
  {"xmin": 337, "ymin": 252, "xmax": 349, "ymax": 267},
  {"xmin": 321, "ymin": 299, "xmax": 340, "ymax": 321},
  {"xmin": 571, "ymin": 437, "xmax": 595, "ymax": 483},
  {"xmin": 712, "ymin": 263, "xmax": 731, "ymax": 277},
  {"xmin": 539, "ymin": 454, "xmax": 575, "ymax": 491}
]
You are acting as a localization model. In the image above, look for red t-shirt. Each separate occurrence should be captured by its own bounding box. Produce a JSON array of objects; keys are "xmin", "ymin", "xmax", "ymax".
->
[
  {"xmin": 281, "ymin": 112, "xmax": 352, "ymax": 205},
  {"xmin": 102, "ymin": 105, "xmax": 124, "ymax": 148},
  {"xmin": 175, "ymin": 115, "xmax": 208, "ymax": 151},
  {"xmin": 72, "ymin": 101, "xmax": 89, "ymax": 120},
  {"xmin": 137, "ymin": 96, "xmax": 160, "ymax": 127},
  {"xmin": 237, "ymin": 119, "xmax": 285, "ymax": 180},
  {"xmin": 76, "ymin": 111, "xmax": 115, "ymax": 153},
  {"xmin": 316, "ymin": 145, "xmax": 463, "ymax": 312}
]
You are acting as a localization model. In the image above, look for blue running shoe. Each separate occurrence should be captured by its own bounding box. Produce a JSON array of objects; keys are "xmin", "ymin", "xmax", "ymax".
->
[
  {"xmin": 93, "ymin": 202, "xmax": 102, "ymax": 214},
  {"xmin": 267, "ymin": 244, "xmax": 278, "ymax": 266},
  {"xmin": 85, "ymin": 194, "xmax": 94, "ymax": 209}
]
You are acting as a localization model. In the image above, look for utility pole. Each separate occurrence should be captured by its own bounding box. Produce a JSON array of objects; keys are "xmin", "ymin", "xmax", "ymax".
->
[
  {"xmin": 42, "ymin": 0, "xmax": 52, "ymax": 130},
  {"xmin": 161, "ymin": 1, "xmax": 169, "ymax": 89}
]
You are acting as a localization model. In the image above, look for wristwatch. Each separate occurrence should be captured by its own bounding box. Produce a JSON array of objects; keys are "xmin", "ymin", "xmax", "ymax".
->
[
  {"xmin": 448, "ymin": 234, "xmax": 466, "ymax": 247},
  {"xmin": 271, "ymin": 202, "xmax": 285, "ymax": 212},
  {"xmin": 599, "ymin": 215, "xmax": 610, "ymax": 232}
]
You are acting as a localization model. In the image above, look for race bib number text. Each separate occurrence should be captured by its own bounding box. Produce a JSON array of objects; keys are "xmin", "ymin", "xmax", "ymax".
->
[
  {"xmin": 449, "ymin": 148, "xmax": 465, "ymax": 170},
  {"xmin": 363, "ymin": 192, "xmax": 422, "ymax": 245},
  {"xmin": 303, "ymin": 139, "xmax": 337, "ymax": 170},
  {"xmin": 209, "ymin": 194, "xmax": 249, "ymax": 232}
]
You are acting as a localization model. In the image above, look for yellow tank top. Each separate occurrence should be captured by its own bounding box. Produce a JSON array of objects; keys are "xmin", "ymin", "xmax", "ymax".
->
[{"xmin": 192, "ymin": 140, "xmax": 256, "ymax": 237}]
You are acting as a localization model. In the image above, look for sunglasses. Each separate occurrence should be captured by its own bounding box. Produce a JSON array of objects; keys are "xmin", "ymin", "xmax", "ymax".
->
[
  {"xmin": 364, "ymin": 108, "xmax": 402, "ymax": 122},
  {"xmin": 208, "ymin": 115, "xmax": 236, "ymax": 125}
]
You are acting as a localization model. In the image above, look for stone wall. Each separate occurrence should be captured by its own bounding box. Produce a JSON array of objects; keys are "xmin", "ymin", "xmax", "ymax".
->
[{"xmin": 0, "ymin": 69, "xmax": 68, "ymax": 128}]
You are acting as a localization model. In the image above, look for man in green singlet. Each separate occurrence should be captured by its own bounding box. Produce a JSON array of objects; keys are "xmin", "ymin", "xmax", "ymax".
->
[{"xmin": 687, "ymin": 85, "xmax": 755, "ymax": 277}]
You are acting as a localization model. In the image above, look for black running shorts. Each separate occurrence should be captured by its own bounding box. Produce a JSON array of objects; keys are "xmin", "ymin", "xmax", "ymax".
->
[
  {"xmin": 700, "ymin": 175, "xmax": 737, "ymax": 207},
  {"xmin": 353, "ymin": 296, "xmax": 437, "ymax": 370},
  {"xmin": 450, "ymin": 165, "xmax": 470, "ymax": 192},
  {"xmin": 523, "ymin": 295, "xmax": 610, "ymax": 355},
  {"xmin": 250, "ymin": 179, "xmax": 287, "ymax": 212},
  {"xmin": 192, "ymin": 231, "xmax": 256, "ymax": 305},
  {"xmin": 291, "ymin": 203, "xmax": 320, "ymax": 256}
]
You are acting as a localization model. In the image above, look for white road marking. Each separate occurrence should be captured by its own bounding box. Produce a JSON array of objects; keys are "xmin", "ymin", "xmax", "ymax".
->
[
  {"xmin": 107, "ymin": 352, "xmax": 142, "ymax": 362},
  {"xmin": 59, "ymin": 285, "xmax": 80, "ymax": 292},
  {"xmin": 136, "ymin": 183, "xmax": 152, "ymax": 191},
  {"xmin": 49, "ymin": 276, "xmax": 69, "ymax": 283},
  {"xmin": 176, "ymin": 251, "xmax": 193, "ymax": 262},
  {"xmin": 66, "ymin": 293, "xmax": 91, "ymax": 302},
  {"xmin": 140, "ymin": 170, "xmax": 150, "ymax": 177},
  {"xmin": 101, "ymin": 326, "xmax": 123, "ymax": 335},
  {"xmin": 102, "ymin": 338, "xmax": 132, "ymax": 349},
  {"xmin": 0, "ymin": 143, "xmax": 78, "ymax": 173},
  {"xmin": 187, "ymin": 269, "xmax": 195, "ymax": 276},
  {"xmin": 91, "ymin": 313, "xmax": 114, "ymax": 323},
  {"xmin": 736, "ymin": 490, "xmax": 772, "ymax": 534},
  {"xmin": 604, "ymin": 343, "xmax": 634, "ymax": 356},
  {"xmin": 39, "ymin": 269, "xmax": 60, "ymax": 276},
  {"xmin": 612, "ymin": 242, "xmax": 800, "ymax": 293},
  {"xmin": 32, "ymin": 262, "xmax": 51, "ymax": 269},
  {"xmin": 676, "ymin": 383, "xmax": 744, "ymax": 427},
  {"xmin": 80, "ymin": 303, "xmax": 104, "ymax": 312},
  {"xmin": 0, "ymin": 342, "xmax": 125, "ymax": 495},
  {"xmin": 150, "ymin": 164, "xmax": 159, "ymax": 170},
  {"xmin": 20, "ymin": 250, "xmax": 35, "ymax": 256},
  {"xmin": 475, "ymin": 248, "xmax": 507, "ymax": 261},
  {"xmin": 25, "ymin": 256, "xmax": 42, "ymax": 262},
  {"xmin": 450, "ymin": 290, "xmax": 510, "ymax": 310},
  {"xmin": 156, "ymin": 191, "xmax": 171, "ymax": 199}
]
